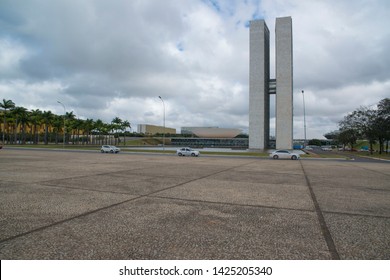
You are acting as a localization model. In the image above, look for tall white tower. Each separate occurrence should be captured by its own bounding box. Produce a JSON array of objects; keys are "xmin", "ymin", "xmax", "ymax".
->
[
  {"xmin": 249, "ymin": 20, "xmax": 270, "ymax": 150},
  {"xmin": 275, "ymin": 17, "xmax": 293, "ymax": 149},
  {"xmin": 249, "ymin": 17, "xmax": 293, "ymax": 150}
]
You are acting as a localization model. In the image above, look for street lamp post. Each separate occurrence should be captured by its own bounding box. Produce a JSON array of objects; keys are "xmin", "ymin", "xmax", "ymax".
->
[
  {"xmin": 301, "ymin": 90, "xmax": 307, "ymax": 148},
  {"xmin": 158, "ymin": 96, "xmax": 165, "ymax": 151},
  {"xmin": 57, "ymin": 101, "xmax": 66, "ymax": 149}
]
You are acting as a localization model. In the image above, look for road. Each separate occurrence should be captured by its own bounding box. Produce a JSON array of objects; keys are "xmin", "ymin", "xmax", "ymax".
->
[{"xmin": 309, "ymin": 147, "xmax": 390, "ymax": 163}]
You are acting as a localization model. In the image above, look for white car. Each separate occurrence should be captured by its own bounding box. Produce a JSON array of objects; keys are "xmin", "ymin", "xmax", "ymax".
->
[
  {"xmin": 101, "ymin": 145, "xmax": 120, "ymax": 153},
  {"xmin": 176, "ymin": 147, "xmax": 200, "ymax": 157},
  {"xmin": 270, "ymin": 150, "xmax": 300, "ymax": 160}
]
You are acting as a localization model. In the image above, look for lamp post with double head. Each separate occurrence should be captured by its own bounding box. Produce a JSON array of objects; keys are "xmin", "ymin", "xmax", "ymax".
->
[
  {"xmin": 158, "ymin": 96, "xmax": 165, "ymax": 151},
  {"xmin": 57, "ymin": 101, "xmax": 66, "ymax": 149}
]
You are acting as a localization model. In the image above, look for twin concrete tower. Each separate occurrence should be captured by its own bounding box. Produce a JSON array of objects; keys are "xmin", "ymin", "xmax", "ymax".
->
[{"xmin": 249, "ymin": 17, "xmax": 293, "ymax": 150}]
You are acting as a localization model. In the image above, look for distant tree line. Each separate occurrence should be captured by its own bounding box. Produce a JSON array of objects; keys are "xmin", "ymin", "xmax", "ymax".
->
[
  {"xmin": 324, "ymin": 98, "xmax": 390, "ymax": 154},
  {"xmin": 0, "ymin": 99, "xmax": 132, "ymax": 146}
]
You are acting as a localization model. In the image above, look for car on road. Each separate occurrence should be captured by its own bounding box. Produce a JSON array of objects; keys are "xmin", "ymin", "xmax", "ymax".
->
[
  {"xmin": 101, "ymin": 145, "xmax": 120, "ymax": 153},
  {"xmin": 176, "ymin": 147, "xmax": 200, "ymax": 157},
  {"xmin": 269, "ymin": 150, "xmax": 300, "ymax": 160}
]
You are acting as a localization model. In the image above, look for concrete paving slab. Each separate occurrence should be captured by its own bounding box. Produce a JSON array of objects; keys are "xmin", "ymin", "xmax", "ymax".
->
[
  {"xmin": 325, "ymin": 213, "xmax": 390, "ymax": 259},
  {"xmin": 236, "ymin": 160, "xmax": 305, "ymax": 175},
  {"xmin": 156, "ymin": 179, "xmax": 313, "ymax": 210},
  {"xmin": 301, "ymin": 161, "xmax": 390, "ymax": 178},
  {"xmin": 311, "ymin": 184, "xmax": 390, "ymax": 216},
  {"xmin": 0, "ymin": 197, "xmax": 330, "ymax": 259},
  {"xmin": 209, "ymin": 169, "xmax": 306, "ymax": 185},
  {"xmin": 0, "ymin": 181, "xmax": 136, "ymax": 241},
  {"xmin": 304, "ymin": 169, "xmax": 389, "ymax": 190},
  {"xmin": 300, "ymin": 161, "xmax": 390, "ymax": 216},
  {"xmin": 42, "ymin": 174, "xmax": 190, "ymax": 195},
  {"xmin": 123, "ymin": 163, "xmax": 228, "ymax": 179},
  {"xmin": 0, "ymin": 148, "xmax": 389, "ymax": 260},
  {"xmin": 1, "ymin": 160, "xmax": 138, "ymax": 183}
]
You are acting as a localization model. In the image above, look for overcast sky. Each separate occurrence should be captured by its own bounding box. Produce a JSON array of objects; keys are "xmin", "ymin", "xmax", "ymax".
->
[{"xmin": 1, "ymin": 0, "xmax": 389, "ymax": 139}]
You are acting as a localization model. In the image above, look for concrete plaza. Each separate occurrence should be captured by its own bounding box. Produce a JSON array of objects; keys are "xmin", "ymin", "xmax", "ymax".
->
[{"xmin": 0, "ymin": 148, "xmax": 389, "ymax": 259}]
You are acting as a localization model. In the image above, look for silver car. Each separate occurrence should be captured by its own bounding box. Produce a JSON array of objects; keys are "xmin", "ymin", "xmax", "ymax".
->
[
  {"xmin": 270, "ymin": 150, "xmax": 300, "ymax": 160},
  {"xmin": 176, "ymin": 147, "xmax": 200, "ymax": 157},
  {"xmin": 101, "ymin": 145, "xmax": 120, "ymax": 153}
]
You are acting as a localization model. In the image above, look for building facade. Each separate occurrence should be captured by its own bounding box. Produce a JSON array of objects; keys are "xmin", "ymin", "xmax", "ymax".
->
[
  {"xmin": 181, "ymin": 127, "xmax": 242, "ymax": 138},
  {"xmin": 249, "ymin": 20, "xmax": 270, "ymax": 150},
  {"xmin": 137, "ymin": 124, "xmax": 176, "ymax": 135},
  {"xmin": 275, "ymin": 17, "xmax": 293, "ymax": 149},
  {"xmin": 249, "ymin": 17, "xmax": 293, "ymax": 150}
]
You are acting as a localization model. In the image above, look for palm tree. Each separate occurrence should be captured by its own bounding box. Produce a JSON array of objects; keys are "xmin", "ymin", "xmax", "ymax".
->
[
  {"xmin": 52, "ymin": 115, "xmax": 63, "ymax": 144},
  {"xmin": 112, "ymin": 117, "xmax": 122, "ymax": 145},
  {"xmin": 18, "ymin": 108, "xmax": 29, "ymax": 144},
  {"xmin": 103, "ymin": 123, "xmax": 112, "ymax": 145},
  {"xmin": 10, "ymin": 106, "xmax": 28, "ymax": 144},
  {"xmin": 6, "ymin": 115, "xmax": 16, "ymax": 144},
  {"xmin": 73, "ymin": 119, "xmax": 84, "ymax": 145},
  {"xmin": 0, "ymin": 99, "xmax": 15, "ymax": 144},
  {"xmin": 42, "ymin": 111, "xmax": 54, "ymax": 145},
  {"xmin": 94, "ymin": 119, "xmax": 104, "ymax": 145},
  {"xmin": 83, "ymin": 119, "xmax": 94, "ymax": 145},
  {"xmin": 30, "ymin": 109, "xmax": 43, "ymax": 144},
  {"xmin": 121, "ymin": 120, "xmax": 131, "ymax": 146},
  {"xmin": 65, "ymin": 111, "xmax": 76, "ymax": 144}
]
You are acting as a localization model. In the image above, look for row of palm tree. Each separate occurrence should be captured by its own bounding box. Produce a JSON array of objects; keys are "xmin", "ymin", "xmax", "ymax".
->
[{"xmin": 0, "ymin": 99, "xmax": 131, "ymax": 146}]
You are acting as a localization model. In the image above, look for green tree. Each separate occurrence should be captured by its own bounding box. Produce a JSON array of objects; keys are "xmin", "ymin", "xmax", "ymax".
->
[
  {"xmin": 30, "ymin": 109, "xmax": 43, "ymax": 144},
  {"xmin": 0, "ymin": 99, "xmax": 15, "ymax": 144},
  {"xmin": 73, "ymin": 118, "xmax": 84, "ymax": 145},
  {"xmin": 377, "ymin": 98, "xmax": 390, "ymax": 153},
  {"xmin": 121, "ymin": 120, "xmax": 131, "ymax": 146},
  {"xmin": 83, "ymin": 119, "xmax": 94, "ymax": 145},
  {"xmin": 65, "ymin": 111, "xmax": 76, "ymax": 144},
  {"xmin": 324, "ymin": 130, "xmax": 339, "ymax": 140},
  {"xmin": 94, "ymin": 119, "xmax": 104, "ymax": 145},
  {"xmin": 308, "ymin": 139, "xmax": 322, "ymax": 146},
  {"xmin": 11, "ymin": 106, "xmax": 28, "ymax": 144},
  {"xmin": 340, "ymin": 107, "xmax": 382, "ymax": 154},
  {"xmin": 112, "ymin": 117, "xmax": 122, "ymax": 145},
  {"xmin": 339, "ymin": 109, "xmax": 361, "ymax": 150},
  {"xmin": 102, "ymin": 122, "xmax": 112, "ymax": 145},
  {"xmin": 42, "ymin": 111, "xmax": 54, "ymax": 145},
  {"xmin": 338, "ymin": 128, "xmax": 358, "ymax": 150},
  {"xmin": 19, "ymin": 108, "xmax": 30, "ymax": 144},
  {"xmin": 52, "ymin": 115, "xmax": 63, "ymax": 144}
]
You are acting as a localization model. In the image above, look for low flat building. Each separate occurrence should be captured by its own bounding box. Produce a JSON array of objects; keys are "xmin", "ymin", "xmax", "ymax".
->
[
  {"xmin": 137, "ymin": 124, "xmax": 176, "ymax": 135},
  {"xmin": 181, "ymin": 127, "xmax": 242, "ymax": 138},
  {"xmin": 171, "ymin": 137, "xmax": 248, "ymax": 148}
]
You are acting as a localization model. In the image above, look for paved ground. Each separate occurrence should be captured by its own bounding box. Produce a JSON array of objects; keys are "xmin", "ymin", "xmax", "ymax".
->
[{"xmin": 0, "ymin": 148, "xmax": 389, "ymax": 259}]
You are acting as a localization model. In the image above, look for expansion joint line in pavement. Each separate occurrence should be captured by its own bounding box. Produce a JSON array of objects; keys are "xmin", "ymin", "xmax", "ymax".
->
[
  {"xmin": 299, "ymin": 161, "xmax": 340, "ymax": 260},
  {"xmin": 350, "ymin": 163, "xmax": 390, "ymax": 177},
  {"xmin": 0, "ymin": 160, "xmax": 258, "ymax": 245},
  {"xmin": 0, "ymin": 196, "xmax": 142, "ymax": 244}
]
